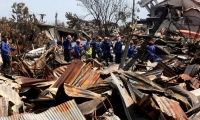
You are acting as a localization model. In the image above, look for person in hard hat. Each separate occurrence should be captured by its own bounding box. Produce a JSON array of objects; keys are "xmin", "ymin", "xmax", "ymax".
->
[
  {"xmin": 96, "ymin": 36, "xmax": 103, "ymax": 62},
  {"xmin": 114, "ymin": 36, "xmax": 123, "ymax": 64},
  {"xmin": 83, "ymin": 39, "xmax": 92, "ymax": 60},
  {"xmin": 62, "ymin": 35, "xmax": 72, "ymax": 62},
  {"xmin": 74, "ymin": 39, "xmax": 82, "ymax": 59},
  {"xmin": 101, "ymin": 37, "xmax": 113, "ymax": 66},
  {"xmin": 146, "ymin": 39, "xmax": 156, "ymax": 62},
  {"xmin": 127, "ymin": 40, "xmax": 136, "ymax": 58}
]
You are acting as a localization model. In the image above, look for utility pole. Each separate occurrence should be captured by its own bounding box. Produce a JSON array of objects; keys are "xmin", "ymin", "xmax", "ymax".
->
[
  {"xmin": 54, "ymin": 12, "xmax": 58, "ymax": 39},
  {"xmin": 118, "ymin": 0, "xmax": 136, "ymax": 70}
]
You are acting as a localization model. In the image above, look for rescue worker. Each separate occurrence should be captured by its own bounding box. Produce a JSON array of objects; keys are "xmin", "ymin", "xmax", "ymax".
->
[
  {"xmin": 96, "ymin": 36, "xmax": 103, "ymax": 62},
  {"xmin": 62, "ymin": 35, "xmax": 72, "ymax": 62},
  {"xmin": 127, "ymin": 40, "xmax": 136, "ymax": 58},
  {"xmin": 114, "ymin": 36, "xmax": 123, "ymax": 64},
  {"xmin": 90, "ymin": 38, "xmax": 97, "ymax": 59},
  {"xmin": 146, "ymin": 39, "xmax": 156, "ymax": 62},
  {"xmin": 74, "ymin": 39, "xmax": 82, "ymax": 59},
  {"xmin": 1, "ymin": 35, "xmax": 15, "ymax": 71},
  {"xmin": 83, "ymin": 39, "xmax": 91, "ymax": 60},
  {"xmin": 101, "ymin": 37, "xmax": 113, "ymax": 66}
]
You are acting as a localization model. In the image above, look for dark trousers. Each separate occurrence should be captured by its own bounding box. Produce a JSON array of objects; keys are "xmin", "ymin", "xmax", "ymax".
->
[
  {"xmin": 64, "ymin": 49, "xmax": 71, "ymax": 62},
  {"xmin": 115, "ymin": 53, "xmax": 122, "ymax": 64},
  {"xmin": 92, "ymin": 49, "xmax": 96, "ymax": 59},
  {"xmin": 74, "ymin": 54, "xmax": 81, "ymax": 60},
  {"xmin": 2, "ymin": 55, "xmax": 10, "ymax": 69},
  {"xmin": 103, "ymin": 53, "xmax": 113, "ymax": 65}
]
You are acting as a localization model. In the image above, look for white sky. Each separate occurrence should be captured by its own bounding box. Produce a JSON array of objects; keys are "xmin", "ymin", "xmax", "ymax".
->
[{"xmin": 0, "ymin": 0, "xmax": 163, "ymax": 24}]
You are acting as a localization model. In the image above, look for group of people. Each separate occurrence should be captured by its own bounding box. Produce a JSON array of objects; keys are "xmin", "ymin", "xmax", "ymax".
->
[{"xmin": 62, "ymin": 34, "xmax": 141, "ymax": 65}]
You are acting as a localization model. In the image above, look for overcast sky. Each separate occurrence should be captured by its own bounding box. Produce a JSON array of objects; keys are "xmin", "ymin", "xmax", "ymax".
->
[{"xmin": 0, "ymin": 0, "xmax": 163, "ymax": 24}]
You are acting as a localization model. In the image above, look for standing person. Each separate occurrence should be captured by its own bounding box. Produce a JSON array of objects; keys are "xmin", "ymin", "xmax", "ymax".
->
[
  {"xmin": 114, "ymin": 36, "xmax": 123, "ymax": 64},
  {"xmin": 101, "ymin": 37, "xmax": 113, "ymax": 66},
  {"xmin": 83, "ymin": 39, "xmax": 91, "ymax": 60},
  {"xmin": 62, "ymin": 35, "xmax": 72, "ymax": 62},
  {"xmin": 90, "ymin": 38, "xmax": 97, "ymax": 59},
  {"xmin": 127, "ymin": 40, "xmax": 136, "ymax": 59},
  {"xmin": 74, "ymin": 39, "xmax": 82, "ymax": 59},
  {"xmin": 96, "ymin": 36, "xmax": 103, "ymax": 62},
  {"xmin": 1, "ymin": 35, "xmax": 15, "ymax": 71},
  {"xmin": 146, "ymin": 39, "xmax": 156, "ymax": 62}
]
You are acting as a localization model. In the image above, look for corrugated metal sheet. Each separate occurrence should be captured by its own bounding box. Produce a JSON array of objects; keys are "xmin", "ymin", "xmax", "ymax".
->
[
  {"xmin": 51, "ymin": 59, "xmax": 101, "ymax": 89},
  {"xmin": 64, "ymin": 84, "xmax": 101, "ymax": 99},
  {"xmin": 152, "ymin": 94, "xmax": 188, "ymax": 120},
  {"xmin": 51, "ymin": 59, "xmax": 85, "ymax": 88},
  {"xmin": 153, "ymin": 61, "xmax": 177, "ymax": 77},
  {"xmin": 0, "ymin": 84, "xmax": 23, "ymax": 115},
  {"xmin": 180, "ymin": 74, "xmax": 200, "ymax": 89},
  {"xmin": 0, "ymin": 99, "xmax": 86, "ymax": 120},
  {"xmin": 0, "ymin": 97, "xmax": 9, "ymax": 117},
  {"xmin": 53, "ymin": 65, "xmax": 68, "ymax": 78}
]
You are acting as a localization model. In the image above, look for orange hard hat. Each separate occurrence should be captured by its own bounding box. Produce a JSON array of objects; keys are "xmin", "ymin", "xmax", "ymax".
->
[{"xmin": 76, "ymin": 39, "xmax": 81, "ymax": 43}]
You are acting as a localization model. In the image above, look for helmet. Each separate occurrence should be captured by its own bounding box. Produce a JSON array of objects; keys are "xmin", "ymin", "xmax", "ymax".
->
[
  {"xmin": 76, "ymin": 39, "xmax": 81, "ymax": 43},
  {"xmin": 116, "ymin": 34, "xmax": 120, "ymax": 37},
  {"xmin": 67, "ymin": 35, "xmax": 72, "ymax": 39},
  {"xmin": 104, "ymin": 37, "xmax": 108, "ymax": 40},
  {"xmin": 149, "ymin": 40, "xmax": 154, "ymax": 45}
]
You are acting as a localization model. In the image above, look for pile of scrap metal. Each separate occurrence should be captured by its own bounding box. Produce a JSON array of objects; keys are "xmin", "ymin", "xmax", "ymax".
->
[{"xmin": 0, "ymin": 57, "xmax": 200, "ymax": 120}]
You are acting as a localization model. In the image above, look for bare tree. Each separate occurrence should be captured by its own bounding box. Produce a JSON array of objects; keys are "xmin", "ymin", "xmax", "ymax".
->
[
  {"xmin": 77, "ymin": 0, "xmax": 131, "ymax": 35},
  {"xmin": 65, "ymin": 12, "xmax": 83, "ymax": 29},
  {"xmin": 11, "ymin": 2, "xmax": 40, "ymax": 37}
]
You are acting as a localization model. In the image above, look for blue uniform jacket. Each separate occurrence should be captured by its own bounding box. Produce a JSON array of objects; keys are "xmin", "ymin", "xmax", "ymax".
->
[
  {"xmin": 74, "ymin": 44, "xmax": 81, "ymax": 55},
  {"xmin": 1, "ymin": 41, "xmax": 15, "ymax": 56},
  {"xmin": 114, "ymin": 41, "xmax": 123, "ymax": 54},
  {"xmin": 83, "ymin": 42, "xmax": 90, "ymax": 50},
  {"xmin": 127, "ymin": 45, "xmax": 135, "ymax": 58},
  {"xmin": 62, "ymin": 39, "xmax": 72, "ymax": 50},
  {"xmin": 101, "ymin": 41, "xmax": 111, "ymax": 54},
  {"xmin": 146, "ymin": 45, "xmax": 156, "ymax": 59}
]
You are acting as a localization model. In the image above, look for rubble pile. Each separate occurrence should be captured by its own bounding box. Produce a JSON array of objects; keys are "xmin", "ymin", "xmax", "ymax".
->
[{"xmin": 0, "ymin": 52, "xmax": 199, "ymax": 120}]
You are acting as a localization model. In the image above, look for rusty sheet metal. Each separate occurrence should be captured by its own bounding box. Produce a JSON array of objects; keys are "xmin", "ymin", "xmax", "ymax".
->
[
  {"xmin": 72, "ymin": 63, "xmax": 92, "ymax": 87},
  {"xmin": 153, "ymin": 61, "xmax": 177, "ymax": 77},
  {"xmin": 64, "ymin": 83, "xmax": 101, "ymax": 99},
  {"xmin": 53, "ymin": 65, "xmax": 68, "ymax": 78},
  {"xmin": 51, "ymin": 59, "xmax": 85, "ymax": 88},
  {"xmin": 0, "ymin": 99, "xmax": 86, "ymax": 120},
  {"xmin": 43, "ymin": 65, "xmax": 57, "ymax": 80},
  {"xmin": 152, "ymin": 94, "xmax": 188, "ymax": 120},
  {"xmin": 14, "ymin": 76, "xmax": 55, "ymax": 85},
  {"xmin": 79, "ymin": 70, "xmax": 100, "ymax": 89},
  {"xmin": 180, "ymin": 74, "xmax": 200, "ymax": 89},
  {"xmin": 0, "ymin": 97, "xmax": 9, "ymax": 117}
]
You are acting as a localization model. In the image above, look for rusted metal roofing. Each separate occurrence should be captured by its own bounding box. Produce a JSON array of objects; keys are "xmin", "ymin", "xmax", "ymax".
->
[
  {"xmin": 51, "ymin": 59, "xmax": 101, "ymax": 89},
  {"xmin": 53, "ymin": 65, "xmax": 68, "ymax": 78},
  {"xmin": 0, "ymin": 99, "xmax": 86, "ymax": 120},
  {"xmin": 153, "ymin": 61, "xmax": 177, "ymax": 77},
  {"xmin": 51, "ymin": 59, "xmax": 85, "ymax": 88},
  {"xmin": 14, "ymin": 76, "xmax": 55, "ymax": 86},
  {"xmin": 152, "ymin": 94, "xmax": 188, "ymax": 120},
  {"xmin": 180, "ymin": 74, "xmax": 200, "ymax": 89},
  {"xmin": 64, "ymin": 84, "xmax": 101, "ymax": 99}
]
